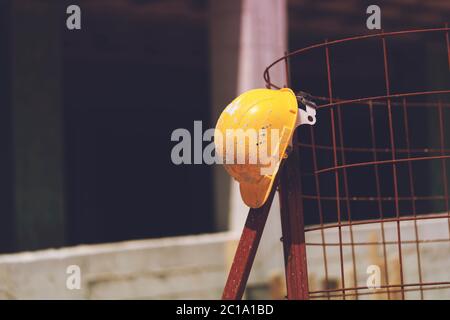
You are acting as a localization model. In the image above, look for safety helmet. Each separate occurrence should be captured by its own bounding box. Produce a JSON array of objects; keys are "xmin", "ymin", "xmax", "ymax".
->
[{"xmin": 214, "ymin": 88, "xmax": 316, "ymax": 208}]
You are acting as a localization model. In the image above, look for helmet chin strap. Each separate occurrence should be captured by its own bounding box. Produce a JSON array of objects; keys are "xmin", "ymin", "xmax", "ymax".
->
[
  {"xmin": 296, "ymin": 102, "xmax": 317, "ymax": 126},
  {"xmin": 295, "ymin": 91, "xmax": 317, "ymax": 127},
  {"xmin": 287, "ymin": 92, "xmax": 317, "ymax": 148}
]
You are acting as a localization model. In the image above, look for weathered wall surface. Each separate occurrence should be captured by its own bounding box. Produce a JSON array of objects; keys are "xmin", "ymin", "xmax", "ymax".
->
[
  {"xmin": 0, "ymin": 233, "xmax": 237, "ymax": 299},
  {"xmin": 0, "ymin": 217, "xmax": 448, "ymax": 300}
]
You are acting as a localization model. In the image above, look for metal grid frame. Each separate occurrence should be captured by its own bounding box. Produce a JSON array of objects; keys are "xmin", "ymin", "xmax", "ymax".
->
[{"xmin": 223, "ymin": 26, "xmax": 450, "ymax": 300}]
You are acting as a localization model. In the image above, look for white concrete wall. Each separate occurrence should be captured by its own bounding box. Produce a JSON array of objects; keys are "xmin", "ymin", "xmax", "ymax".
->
[
  {"xmin": 0, "ymin": 216, "xmax": 448, "ymax": 300},
  {"xmin": 0, "ymin": 232, "xmax": 239, "ymax": 299}
]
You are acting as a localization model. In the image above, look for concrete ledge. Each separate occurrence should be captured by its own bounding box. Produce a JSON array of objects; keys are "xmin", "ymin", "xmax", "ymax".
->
[
  {"xmin": 0, "ymin": 232, "xmax": 239, "ymax": 299},
  {"xmin": 1, "ymin": 216, "xmax": 449, "ymax": 299}
]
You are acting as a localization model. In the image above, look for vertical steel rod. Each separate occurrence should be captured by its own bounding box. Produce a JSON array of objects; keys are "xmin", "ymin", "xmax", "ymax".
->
[
  {"xmin": 381, "ymin": 33, "xmax": 405, "ymax": 299},
  {"xmin": 336, "ymin": 105, "xmax": 359, "ymax": 298},
  {"xmin": 309, "ymin": 126, "xmax": 330, "ymax": 299},
  {"xmin": 325, "ymin": 40, "xmax": 346, "ymax": 299},
  {"xmin": 402, "ymin": 98, "xmax": 424, "ymax": 299},
  {"xmin": 368, "ymin": 101, "xmax": 391, "ymax": 299}
]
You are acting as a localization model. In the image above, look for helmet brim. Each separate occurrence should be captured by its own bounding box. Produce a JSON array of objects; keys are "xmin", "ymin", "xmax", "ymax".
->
[{"xmin": 239, "ymin": 174, "xmax": 276, "ymax": 209}]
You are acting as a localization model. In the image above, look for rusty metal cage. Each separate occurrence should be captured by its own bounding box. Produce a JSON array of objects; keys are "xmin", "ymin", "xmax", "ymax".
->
[{"xmin": 223, "ymin": 26, "xmax": 450, "ymax": 300}]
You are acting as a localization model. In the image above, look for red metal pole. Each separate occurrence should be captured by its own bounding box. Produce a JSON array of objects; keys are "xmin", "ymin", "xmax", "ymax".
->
[
  {"xmin": 279, "ymin": 134, "xmax": 309, "ymax": 300},
  {"xmin": 222, "ymin": 171, "xmax": 281, "ymax": 300}
]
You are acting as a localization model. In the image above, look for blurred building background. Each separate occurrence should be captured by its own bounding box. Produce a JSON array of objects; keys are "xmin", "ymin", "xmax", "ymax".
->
[{"xmin": 0, "ymin": 0, "xmax": 449, "ymax": 299}]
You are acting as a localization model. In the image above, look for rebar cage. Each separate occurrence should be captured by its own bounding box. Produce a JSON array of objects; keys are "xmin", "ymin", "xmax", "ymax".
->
[{"xmin": 223, "ymin": 26, "xmax": 450, "ymax": 300}]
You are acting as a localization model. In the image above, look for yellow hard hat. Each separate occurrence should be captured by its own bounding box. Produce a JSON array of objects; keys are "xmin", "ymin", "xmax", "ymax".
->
[{"xmin": 214, "ymin": 88, "xmax": 316, "ymax": 208}]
